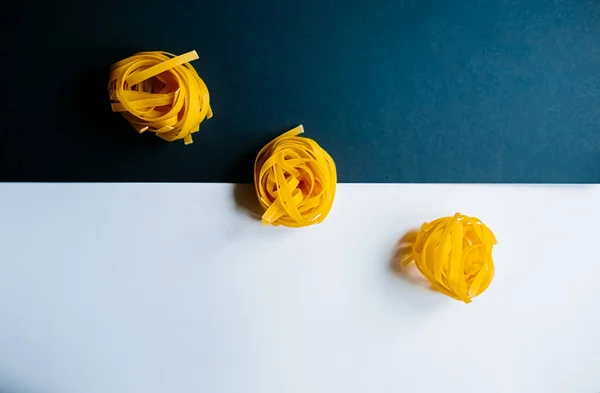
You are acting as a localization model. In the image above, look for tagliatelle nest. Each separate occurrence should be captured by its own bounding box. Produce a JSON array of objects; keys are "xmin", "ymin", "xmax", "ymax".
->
[
  {"xmin": 254, "ymin": 125, "xmax": 337, "ymax": 228},
  {"xmin": 108, "ymin": 50, "xmax": 212, "ymax": 145},
  {"xmin": 402, "ymin": 213, "xmax": 497, "ymax": 303}
]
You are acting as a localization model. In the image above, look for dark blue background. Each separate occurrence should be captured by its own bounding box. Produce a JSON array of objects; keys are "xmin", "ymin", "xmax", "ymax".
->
[{"xmin": 3, "ymin": 0, "xmax": 599, "ymax": 182}]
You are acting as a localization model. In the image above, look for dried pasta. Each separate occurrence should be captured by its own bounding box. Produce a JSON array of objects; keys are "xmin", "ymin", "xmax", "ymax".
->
[
  {"xmin": 108, "ymin": 50, "xmax": 212, "ymax": 144},
  {"xmin": 402, "ymin": 213, "xmax": 497, "ymax": 303},
  {"xmin": 254, "ymin": 125, "xmax": 337, "ymax": 228}
]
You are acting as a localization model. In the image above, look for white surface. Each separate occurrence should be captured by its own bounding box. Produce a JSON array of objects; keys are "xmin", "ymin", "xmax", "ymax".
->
[{"xmin": 0, "ymin": 183, "xmax": 599, "ymax": 393}]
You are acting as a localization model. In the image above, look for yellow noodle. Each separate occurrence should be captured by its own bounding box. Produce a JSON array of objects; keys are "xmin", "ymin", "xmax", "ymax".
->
[
  {"xmin": 403, "ymin": 213, "xmax": 497, "ymax": 303},
  {"xmin": 254, "ymin": 125, "xmax": 337, "ymax": 228},
  {"xmin": 108, "ymin": 50, "xmax": 212, "ymax": 145}
]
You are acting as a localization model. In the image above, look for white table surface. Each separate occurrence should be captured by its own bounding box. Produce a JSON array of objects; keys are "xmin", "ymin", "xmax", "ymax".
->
[{"xmin": 0, "ymin": 184, "xmax": 599, "ymax": 393}]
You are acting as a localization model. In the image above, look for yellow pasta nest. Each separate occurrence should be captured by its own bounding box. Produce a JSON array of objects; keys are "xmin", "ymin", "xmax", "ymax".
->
[
  {"xmin": 108, "ymin": 50, "xmax": 212, "ymax": 145},
  {"xmin": 254, "ymin": 125, "xmax": 337, "ymax": 228},
  {"xmin": 402, "ymin": 213, "xmax": 497, "ymax": 303}
]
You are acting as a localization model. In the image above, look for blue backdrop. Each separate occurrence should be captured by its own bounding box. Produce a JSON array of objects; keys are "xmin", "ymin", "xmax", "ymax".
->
[{"xmin": 3, "ymin": 0, "xmax": 599, "ymax": 182}]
